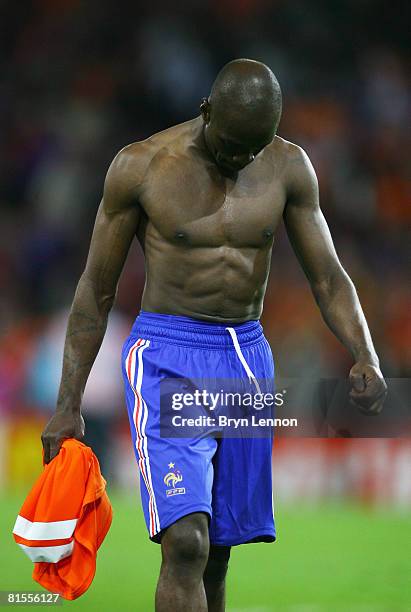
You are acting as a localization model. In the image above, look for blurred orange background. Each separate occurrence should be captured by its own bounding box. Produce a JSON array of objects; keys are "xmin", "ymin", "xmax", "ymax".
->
[{"xmin": 0, "ymin": 0, "xmax": 409, "ymax": 506}]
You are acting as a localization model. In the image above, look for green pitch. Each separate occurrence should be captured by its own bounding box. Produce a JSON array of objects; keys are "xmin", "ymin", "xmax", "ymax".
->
[{"xmin": 1, "ymin": 490, "xmax": 410, "ymax": 611}]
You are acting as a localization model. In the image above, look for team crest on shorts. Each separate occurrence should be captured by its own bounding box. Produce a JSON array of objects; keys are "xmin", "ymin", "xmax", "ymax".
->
[{"xmin": 164, "ymin": 462, "xmax": 186, "ymax": 497}]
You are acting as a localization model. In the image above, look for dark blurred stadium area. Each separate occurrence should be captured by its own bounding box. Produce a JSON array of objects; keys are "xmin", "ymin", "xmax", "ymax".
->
[{"xmin": 0, "ymin": 1, "xmax": 409, "ymax": 503}]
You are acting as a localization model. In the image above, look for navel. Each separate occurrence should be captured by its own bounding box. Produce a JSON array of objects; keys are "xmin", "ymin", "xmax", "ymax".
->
[{"xmin": 175, "ymin": 231, "xmax": 187, "ymax": 241}]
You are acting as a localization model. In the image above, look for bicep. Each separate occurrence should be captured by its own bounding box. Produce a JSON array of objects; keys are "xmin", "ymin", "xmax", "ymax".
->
[
  {"xmin": 83, "ymin": 200, "xmax": 140, "ymax": 300},
  {"xmin": 81, "ymin": 146, "xmax": 144, "ymax": 301},
  {"xmin": 283, "ymin": 148, "xmax": 343, "ymax": 287}
]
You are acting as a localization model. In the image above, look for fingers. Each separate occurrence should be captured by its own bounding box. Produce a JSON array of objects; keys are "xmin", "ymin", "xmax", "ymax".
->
[
  {"xmin": 349, "ymin": 377, "xmax": 387, "ymax": 414},
  {"xmin": 40, "ymin": 413, "xmax": 86, "ymax": 464},
  {"xmin": 363, "ymin": 395, "xmax": 385, "ymax": 415},
  {"xmin": 349, "ymin": 372, "xmax": 366, "ymax": 393},
  {"xmin": 350, "ymin": 375, "xmax": 382, "ymax": 399},
  {"xmin": 41, "ymin": 435, "xmax": 63, "ymax": 464},
  {"xmin": 48, "ymin": 443, "xmax": 62, "ymax": 463},
  {"xmin": 350, "ymin": 393, "xmax": 385, "ymax": 415},
  {"xmin": 41, "ymin": 435, "xmax": 50, "ymax": 464}
]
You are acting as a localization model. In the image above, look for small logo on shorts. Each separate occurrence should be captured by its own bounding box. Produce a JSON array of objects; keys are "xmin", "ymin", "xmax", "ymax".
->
[{"xmin": 164, "ymin": 462, "xmax": 186, "ymax": 497}]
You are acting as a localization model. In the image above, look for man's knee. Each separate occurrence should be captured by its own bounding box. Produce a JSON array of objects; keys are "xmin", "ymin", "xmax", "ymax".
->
[
  {"xmin": 161, "ymin": 512, "xmax": 210, "ymax": 570},
  {"xmin": 204, "ymin": 545, "xmax": 231, "ymax": 584}
]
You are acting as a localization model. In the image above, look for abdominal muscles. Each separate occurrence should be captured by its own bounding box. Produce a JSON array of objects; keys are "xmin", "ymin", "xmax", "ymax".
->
[{"xmin": 141, "ymin": 232, "xmax": 273, "ymax": 322}]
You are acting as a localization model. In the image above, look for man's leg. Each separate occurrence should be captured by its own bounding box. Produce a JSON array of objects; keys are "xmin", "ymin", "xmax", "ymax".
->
[
  {"xmin": 203, "ymin": 545, "xmax": 231, "ymax": 612},
  {"xmin": 155, "ymin": 512, "xmax": 210, "ymax": 612}
]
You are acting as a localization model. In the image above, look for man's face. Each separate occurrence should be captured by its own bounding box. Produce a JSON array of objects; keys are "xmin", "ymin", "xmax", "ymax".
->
[{"xmin": 203, "ymin": 106, "xmax": 275, "ymax": 174}]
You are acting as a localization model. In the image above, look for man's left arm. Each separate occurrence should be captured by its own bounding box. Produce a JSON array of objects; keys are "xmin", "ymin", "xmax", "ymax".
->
[{"xmin": 283, "ymin": 144, "xmax": 387, "ymax": 414}]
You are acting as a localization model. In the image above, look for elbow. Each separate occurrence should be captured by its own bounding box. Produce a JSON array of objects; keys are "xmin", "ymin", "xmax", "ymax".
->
[
  {"xmin": 77, "ymin": 273, "xmax": 116, "ymax": 315},
  {"xmin": 99, "ymin": 292, "xmax": 116, "ymax": 315},
  {"xmin": 311, "ymin": 278, "xmax": 331, "ymax": 306},
  {"xmin": 95, "ymin": 284, "xmax": 116, "ymax": 315},
  {"xmin": 311, "ymin": 265, "xmax": 352, "ymax": 304}
]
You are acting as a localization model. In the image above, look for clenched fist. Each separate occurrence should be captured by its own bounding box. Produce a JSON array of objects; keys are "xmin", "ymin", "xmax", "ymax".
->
[
  {"xmin": 41, "ymin": 412, "xmax": 85, "ymax": 464},
  {"xmin": 349, "ymin": 362, "xmax": 387, "ymax": 415}
]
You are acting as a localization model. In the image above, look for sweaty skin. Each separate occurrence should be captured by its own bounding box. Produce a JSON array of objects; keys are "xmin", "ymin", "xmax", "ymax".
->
[
  {"xmin": 41, "ymin": 114, "xmax": 386, "ymax": 459},
  {"xmin": 139, "ymin": 118, "xmax": 282, "ymax": 322},
  {"xmin": 41, "ymin": 58, "xmax": 387, "ymax": 612}
]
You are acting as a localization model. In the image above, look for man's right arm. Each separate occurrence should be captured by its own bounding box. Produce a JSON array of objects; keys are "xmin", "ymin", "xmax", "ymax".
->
[{"xmin": 41, "ymin": 145, "xmax": 144, "ymax": 463}]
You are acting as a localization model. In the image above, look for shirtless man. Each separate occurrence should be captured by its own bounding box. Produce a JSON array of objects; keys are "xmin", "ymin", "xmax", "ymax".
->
[{"xmin": 41, "ymin": 59, "xmax": 387, "ymax": 612}]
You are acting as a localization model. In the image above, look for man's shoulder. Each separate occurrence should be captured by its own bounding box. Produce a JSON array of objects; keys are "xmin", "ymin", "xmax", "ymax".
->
[
  {"xmin": 120, "ymin": 119, "xmax": 196, "ymax": 158},
  {"xmin": 146, "ymin": 118, "xmax": 198, "ymax": 148},
  {"xmin": 271, "ymin": 136, "xmax": 316, "ymax": 186},
  {"xmin": 104, "ymin": 120, "xmax": 197, "ymax": 205},
  {"xmin": 112, "ymin": 119, "xmax": 197, "ymax": 176},
  {"xmin": 269, "ymin": 135, "xmax": 308, "ymax": 165},
  {"xmin": 269, "ymin": 137, "xmax": 318, "ymax": 207}
]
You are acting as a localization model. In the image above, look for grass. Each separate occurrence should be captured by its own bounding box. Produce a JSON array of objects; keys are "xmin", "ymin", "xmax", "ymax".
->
[{"xmin": 1, "ymin": 490, "xmax": 410, "ymax": 611}]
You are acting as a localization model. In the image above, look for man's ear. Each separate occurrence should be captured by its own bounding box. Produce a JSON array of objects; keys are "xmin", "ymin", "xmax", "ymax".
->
[{"xmin": 200, "ymin": 97, "xmax": 211, "ymax": 123}]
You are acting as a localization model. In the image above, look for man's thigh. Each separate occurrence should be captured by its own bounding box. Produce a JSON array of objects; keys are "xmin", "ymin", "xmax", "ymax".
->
[{"xmin": 209, "ymin": 436, "xmax": 276, "ymax": 546}]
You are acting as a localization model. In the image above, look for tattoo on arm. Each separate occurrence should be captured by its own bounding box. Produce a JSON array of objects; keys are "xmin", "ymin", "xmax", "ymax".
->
[
  {"xmin": 54, "ymin": 145, "xmax": 144, "ymax": 415},
  {"xmin": 56, "ymin": 279, "xmax": 113, "ymax": 414}
]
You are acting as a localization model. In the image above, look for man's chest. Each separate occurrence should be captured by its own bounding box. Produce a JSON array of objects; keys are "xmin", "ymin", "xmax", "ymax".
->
[{"xmin": 140, "ymin": 152, "xmax": 287, "ymax": 248}]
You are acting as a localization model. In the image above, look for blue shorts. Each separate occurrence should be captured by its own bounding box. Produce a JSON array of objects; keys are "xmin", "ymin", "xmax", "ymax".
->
[{"xmin": 121, "ymin": 310, "xmax": 276, "ymax": 546}]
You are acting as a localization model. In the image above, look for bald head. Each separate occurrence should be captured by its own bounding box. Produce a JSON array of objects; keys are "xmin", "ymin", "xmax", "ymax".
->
[
  {"xmin": 201, "ymin": 59, "xmax": 282, "ymax": 174},
  {"xmin": 210, "ymin": 59, "xmax": 282, "ymax": 129}
]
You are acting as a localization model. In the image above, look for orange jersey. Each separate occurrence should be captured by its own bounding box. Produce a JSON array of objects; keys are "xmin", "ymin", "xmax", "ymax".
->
[{"xmin": 13, "ymin": 439, "xmax": 113, "ymax": 600}]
